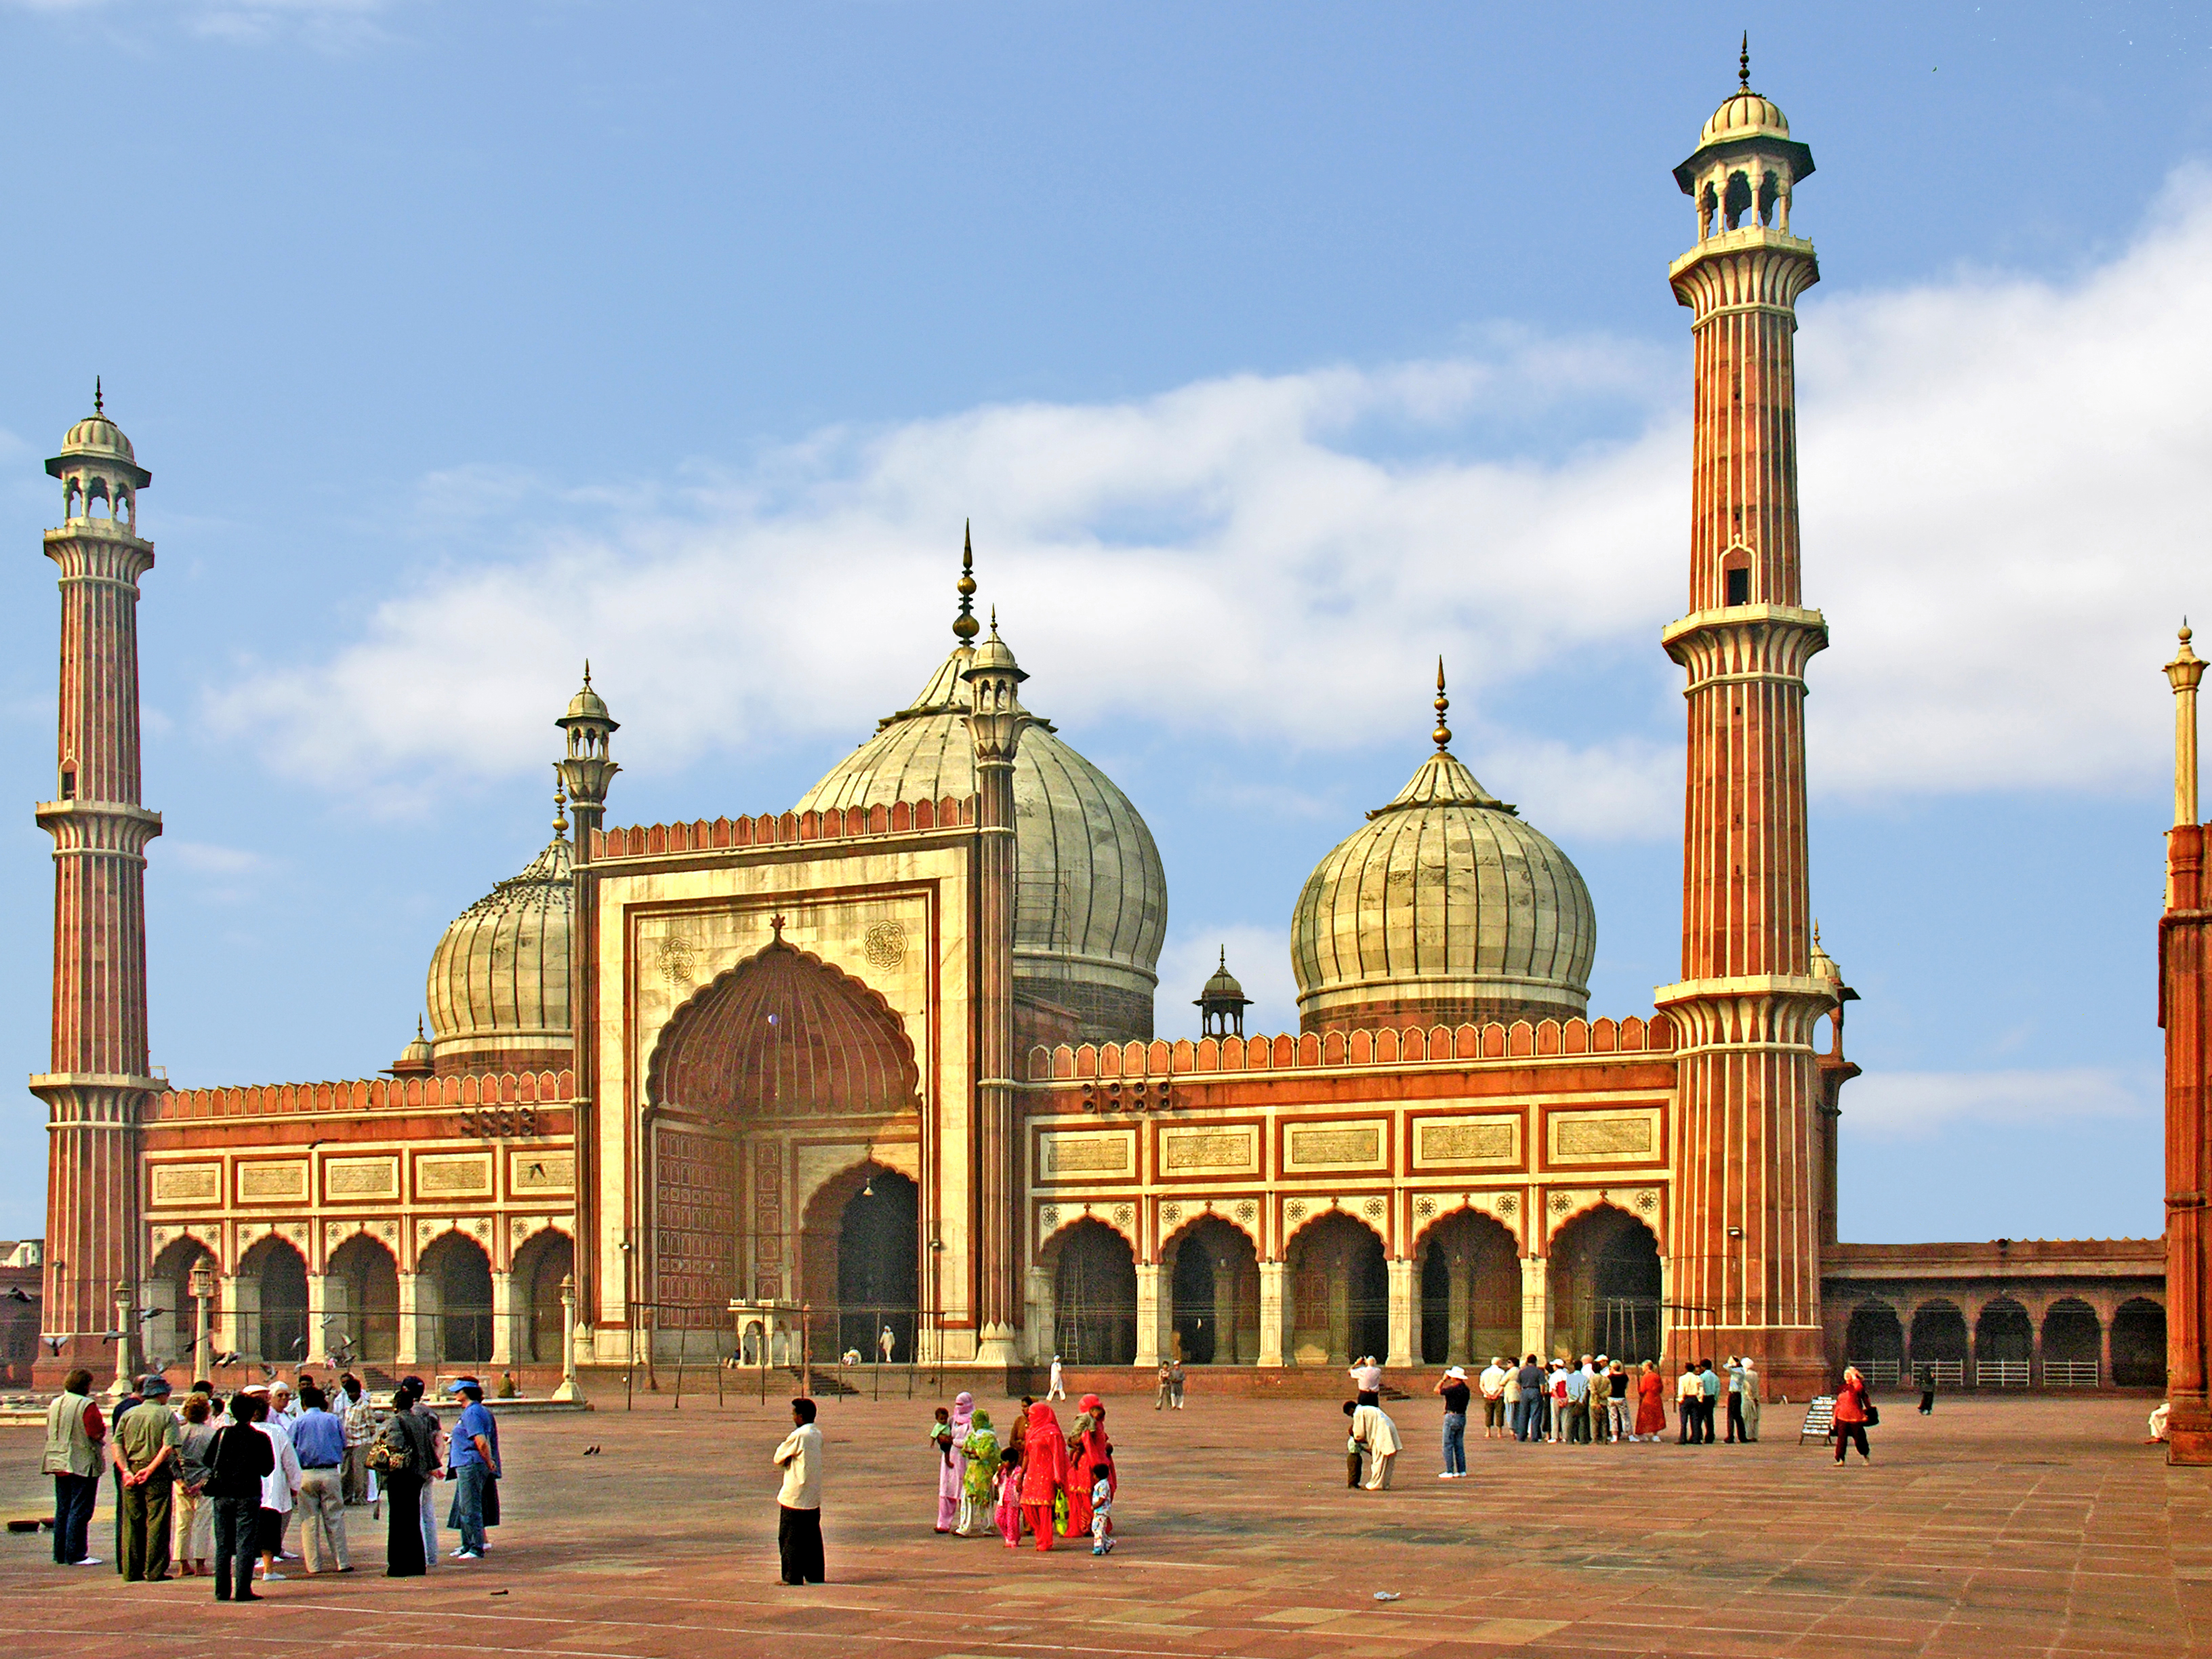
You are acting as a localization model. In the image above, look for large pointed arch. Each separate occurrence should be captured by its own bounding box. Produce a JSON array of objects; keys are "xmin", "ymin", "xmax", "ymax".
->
[{"xmin": 646, "ymin": 933, "xmax": 920, "ymax": 1124}]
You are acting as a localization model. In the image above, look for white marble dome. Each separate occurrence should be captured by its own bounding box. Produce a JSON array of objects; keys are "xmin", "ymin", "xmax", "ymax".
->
[
  {"xmin": 796, "ymin": 644, "xmax": 1167, "ymax": 1042},
  {"xmin": 424, "ymin": 831, "xmax": 573, "ymax": 1073}
]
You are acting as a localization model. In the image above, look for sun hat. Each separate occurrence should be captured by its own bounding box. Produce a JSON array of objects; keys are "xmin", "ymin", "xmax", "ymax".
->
[{"xmin": 1445, "ymin": 1366, "xmax": 1467, "ymax": 1380}]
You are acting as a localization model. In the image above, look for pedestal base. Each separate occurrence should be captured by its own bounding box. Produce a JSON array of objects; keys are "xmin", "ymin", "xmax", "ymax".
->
[{"xmin": 972, "ymin": 1322, "xmax": 1020, "ymax": 1368}]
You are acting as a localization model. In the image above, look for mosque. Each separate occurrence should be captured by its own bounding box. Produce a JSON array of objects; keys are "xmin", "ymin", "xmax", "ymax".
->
[{"xmin": 21, "ymin": 66, "xmax": 2172, "ymax": 1405}]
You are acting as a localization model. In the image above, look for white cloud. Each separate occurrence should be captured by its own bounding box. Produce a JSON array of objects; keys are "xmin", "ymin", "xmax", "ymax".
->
[
  {"xmin": 4, "ymin": 0, "xmax": 394, "ymax": 47},
  {"xmin": 1842, "ymin": 1067, "xmax": 2150, "ymax": 1140},
  {"xmin": 205, "ymin": 169, "xmax": 2212, "ymax": 831}
]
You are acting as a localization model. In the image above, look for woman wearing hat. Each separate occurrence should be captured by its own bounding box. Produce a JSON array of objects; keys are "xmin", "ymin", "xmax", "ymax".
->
[{"xmin": 1432, "ymin": 1366, "xmax": 1472, "ymax": 1478}]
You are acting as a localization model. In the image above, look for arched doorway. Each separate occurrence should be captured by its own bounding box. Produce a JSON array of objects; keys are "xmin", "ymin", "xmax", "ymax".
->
[
  {"xmin": 1549, "ymin": 1205, "xmax": 1662, "ymax": 1361},
  {"xmin": 1845, "ymin": 1302, "xmax": 1903, "ymax": 1372},
  {"xmin": 2041, "ymin": 1298, "xmax": 2100, "ymax": 1382},
  {"xmin": 1287, "ymin": 1212, "xmax": 1387, "ymax": 1366},
  {"xmin": 420, "ymin": 1233, "xmax": 494, "ymax": 1364},
  {"xmin": 328, "ymin": 1233, "xmax": 399, "ymax": 1364},
  {"xmin": 240, "ymin": 1236, "xmax": 308, "ymax": 1366},
  {"xmin": 799, "ymin": 1164, "xmax": 918, "ymax": 1362},
  {"xmin": 151, "ymin": 1236, "xmax": 219, "ymax": 1375},
  {"xmin": 1974, "ymin": 1298, "xmax": 2032, "ymax": 1378},
  {"xmin": 1417, "ymin": 1210, "xmax": 1521, "ymax": 1365},
  {"xmin": 1050, "ymin": 1220, "xmax": 1136, "ymax": 1366},
  {"xmin": 1909, "ymin": 1300, "xmax": 1969, "ymax": 1380},
  {"xmin": 2113, "ymin": 1298, "xmax": 2166, "ymax": 1387},
  {"xmin": 1168, "ymin": 1216, "xmax": 1258, "ymax": 1365},
  {"xmin": 514, "ymin": 1230, "xmax": 574, "ymax": 1364}
]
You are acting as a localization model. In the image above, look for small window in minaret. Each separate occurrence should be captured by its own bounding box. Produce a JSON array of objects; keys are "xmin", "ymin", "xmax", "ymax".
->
[
  {"xmin": 59, "ymin": 763, "xmax": 75, "ymax": 800},
  {"xmin": 1725, "ymin": 567, "xmax": 1750, "ymax": 607}
]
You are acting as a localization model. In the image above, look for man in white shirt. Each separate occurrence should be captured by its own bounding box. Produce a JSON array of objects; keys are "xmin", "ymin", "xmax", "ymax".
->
[
  {"xmin": 1477, "ymin": 1357, "xmax": 1509, "ymax": 1439},
  {"xmin": 773, "ymin": 1397, "xmax": 823, "ymax": 1586},
  {"xmin": 1047, "ymin": 1355, "xmax": 1065, "ymax": 1401},
  {"xmin": 1348, "ymin": 1399, "xmax": 1401, "ymax": 1490},
  {"xmin": 1349, "ymin": 1356, "xmax": 1382, "ymax": 1403}
]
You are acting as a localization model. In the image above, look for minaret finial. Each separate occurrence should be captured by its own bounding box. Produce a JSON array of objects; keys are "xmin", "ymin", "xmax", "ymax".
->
[
  {"xmin": 94, "ymin": 375, "xmax": 104, "ymax": 415},
  {"xmin": 1739, "ymin": 31, "xmax": 1750, "ymax": 90},
  {"xmin": 581, "ymin": 658, "xmax": 592, "ymax": 689},
  {"xmin": 1432, "ymin": 656, "xmax": 1452, "ymax": 752},
  {"xmin": 554, "ymin": 778, "xmax": 569, "ymax": 840},
  {"xmin": 953, "ymin": 522, "xmax": 981, "ymax": 643}
]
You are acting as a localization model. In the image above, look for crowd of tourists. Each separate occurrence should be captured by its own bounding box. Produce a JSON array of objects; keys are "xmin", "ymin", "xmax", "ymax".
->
[{"xmin": 40, "ymin": 1364, "xmax": 503, "ymax": 1597}]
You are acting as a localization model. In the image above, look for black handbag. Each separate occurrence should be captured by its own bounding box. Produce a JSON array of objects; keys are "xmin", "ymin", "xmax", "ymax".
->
[{"xmin": 1865, "ymin": 1403, "xmax": 1880, "ymax": 1427}]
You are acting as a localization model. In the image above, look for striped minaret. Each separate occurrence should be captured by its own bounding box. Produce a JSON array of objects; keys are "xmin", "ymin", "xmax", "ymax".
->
[
  {"xmin": 31, "ymin": 387, "xmax": 162, "ymax": 1383},
  {"xmin": 1654, "ymin": 52, "xmax": 1841, "ymax": 1404}
]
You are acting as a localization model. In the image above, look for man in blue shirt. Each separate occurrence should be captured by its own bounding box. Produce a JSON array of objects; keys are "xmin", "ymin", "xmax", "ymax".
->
[
  {"xmin": 1562, "ymin": 1360, "xmax": 1590, "ymax": 1445},
  {"xmin": 1698, "ymin": 1359, "xmax": 1722, "ymax": 1444},
  {"xmin": 288, "ymin": 1382, "xmax": 350, "ymax": 1573},
  {"xmin": 445, "ymin": 1379, "xmax": 501, "ymax": 1560}
]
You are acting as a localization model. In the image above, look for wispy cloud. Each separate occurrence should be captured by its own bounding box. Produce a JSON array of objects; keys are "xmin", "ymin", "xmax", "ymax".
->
[
  {"xmin": 203, "ymin": 169, "xmax": 2212, "ymax": 832},
  {"xmin": 4, "ymin": 0, "xmax": 396, "ymax": 49},
  {"xmin": 1842, "ymin": 1067, "xmax": 2151, "ymax": 1140}
]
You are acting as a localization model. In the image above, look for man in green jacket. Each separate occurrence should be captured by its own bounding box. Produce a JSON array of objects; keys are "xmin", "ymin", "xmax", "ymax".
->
[{"xmin": 114, "ymin": 1375, "xmax": 182, "ymax": 1581}]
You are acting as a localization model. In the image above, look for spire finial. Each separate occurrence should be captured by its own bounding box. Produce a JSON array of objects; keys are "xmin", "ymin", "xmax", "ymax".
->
[
  {"xmin": 1432, "ymin": 656, "xmax": 1452, "ymax": 752},
  {"xmin": 989, "ymin": 604, "xmax": 998, "ymax": 636},
  {"xmin": 1739, "ymin": 31, "xmax": 1750, "ymax": 91},
  {"xmin": 416, "ymin": 1014, "xmax": 426, "ymax": 1040},
  {"xmin": 953, "ymin": 522, "xmax": 981, "ymax": 643},
  {"xmin": 94, "ymin": 375, "xmax": 104, "ymax": 415},
  {"xmin": 581, "ymin": 658, "xmax": 592, "ymax": 689},
  {"xmin": 554, "ymin": 778, "xmax": 569, "ymax": 840},
  {"xmin": 1219, "ymin": 945, "xmax": 1227, "ymax": 969}
]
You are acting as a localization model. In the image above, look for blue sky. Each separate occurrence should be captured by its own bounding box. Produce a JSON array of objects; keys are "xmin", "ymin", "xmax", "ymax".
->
[{"xmin": 2, "ymin": 1, "xmax": 2209, "ymax": 1242}]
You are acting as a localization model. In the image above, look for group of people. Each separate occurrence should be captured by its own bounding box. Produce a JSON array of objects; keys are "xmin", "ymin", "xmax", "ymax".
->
[
  {"xmin": 39, "ymin": 1365, "xmax": 501, "ymax": 1595},
  {"xmin": 1452, "ymin": 1354, "xmax": 1765, "ymax": 1449}
]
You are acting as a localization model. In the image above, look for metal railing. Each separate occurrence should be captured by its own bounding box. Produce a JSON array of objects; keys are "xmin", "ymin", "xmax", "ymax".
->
[
  {"xmin": 1846, "ymin": 1358, "xmax": 1900, "ymax": 1384},
  {"xmin": 2042, "ymin": 1359, "xmax": 2100, "ymax": 1388},
  {"xmin": 621, "ymin": 1300, "xmax": 953, "ymax": 1410},
  {"xmin": 1975, "ymin": 1359, "xmax": 2031, "ymax": 1389}
]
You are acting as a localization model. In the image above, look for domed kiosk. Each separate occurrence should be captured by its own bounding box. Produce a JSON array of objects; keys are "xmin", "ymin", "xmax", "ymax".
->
[
  {"xmin": 794, "ymin": 541, "xmax": 1167, "ymax": 1044},
  {"xmin": 1290, "ymin": 666, "xmax": 1595, "ymax": 1035}
]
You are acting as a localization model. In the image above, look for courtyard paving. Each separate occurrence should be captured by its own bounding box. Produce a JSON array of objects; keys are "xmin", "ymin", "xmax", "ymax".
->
[{"xmin": 1, "ymin": 1389, "xmax": 2206, "ymax": 1656}]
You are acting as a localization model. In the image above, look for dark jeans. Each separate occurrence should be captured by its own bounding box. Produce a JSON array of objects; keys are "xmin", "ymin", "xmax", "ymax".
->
[
  {"xmin": 1726, "ymin": 1394, "xmax": 1747, "ymax": 1443},
  {"xmin": 1441, "ymin": 1412, "xmax": 1467, "ymax": 1474},
  {"xmin": 1835, "ymin": 1422, "xmax": 1870, "ymax": 1461},
  {"xmin": 1699, "ymin": 1399, "xmax": 1717, "ymax": 1443},
  {"xmin": 119, "ymin": 1477, "xmax": 173, "ymax": 1580},
  {"xmin": 52, "ymin": 1473, "xmax": 97, "ymax": 1564},
  {"xmin": 448, "ymin": 1462, "xmax": 489, "ymax": 1555},
  {"xmin": 1568, "ymin": 1401, "xmax": 1590, "ymax": 1443},
  {"xmin": 778, "ymin": 1504, "xmax": 824, "ymax": 1584},
  {"xmin": 213, "ymin": 1496, "xmax": 261, "ymax": 1599}
]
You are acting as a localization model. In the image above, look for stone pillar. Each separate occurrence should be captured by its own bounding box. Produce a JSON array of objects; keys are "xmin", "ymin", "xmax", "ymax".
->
[
  {"xmin": 1133, "ymin": 1263, "xmax": 1165, "ymax": 1368},
  {"xmin": 1258, "ymin": 1261, "xmax": 1287, "ymax": 1368},
  {"xmin": 551, "ymin": 1276, "xmax": 585, "ymax": 1403},
  {"xmin": 1025, "ymin": 1265, "xmax": 1056, "ymax": 1365},
  {"xmin": 394, "ymin": 1270, "xmax": 422, "ymax": 1367},
  {"xmin": 1327, "ymin": 1258, "xmax": 1351, "ymax": 1365},
  {"xmin": 1520, "ymin": 1256, "xmax": 1549, "ymax": 1360},
  {"xmin": 489, "ymin": 1268, "xmax": 516, "ymax": 1367},
  {"xmin": 1386, "ymin": 1258, "xmax": 1416, "ymax": 1369},
  {"xmin": 1446, "ymin": 1249, "xmax": 1473, "ymax": 1367},
  {"xmin": 1208, "ymin": 1253, "xmax": 1239, "ymax": 1364},
  {"xmin": 110, "ymin": 1281, "xmax": 135, "ymax": 1397},
  {"xmin": 306, "ymin": 1271, "xmax": 334, "ymax": 1370},
  {"xmin": 215, "ymin": 1272, "xmax": 243, "ymax": 1363}
]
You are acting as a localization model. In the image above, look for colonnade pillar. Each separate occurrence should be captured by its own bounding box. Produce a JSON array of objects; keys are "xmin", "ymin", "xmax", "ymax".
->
[
  {"xmin": 1257, "ymin": 1261, "xmax": 1287, "ymax": 1368},
  {"xmin": 1446, "ymin": 1251, "xmax": 1473, "ymax": 1366},
  {"xmin": 1520, "ymin": 1256, "xmax": 1549, "ymax": 1359},
  {"xmin": 489, "ymin": 1269, "xmax": 516, "ymax": 1367},
  {"xmin": 1134, "ymin": 1263, "xmax": 1166, "ymax": 1368},
  {"xmin": 1386, "ymin": 1258, "xmax": 1416, "ymax": 1369}
]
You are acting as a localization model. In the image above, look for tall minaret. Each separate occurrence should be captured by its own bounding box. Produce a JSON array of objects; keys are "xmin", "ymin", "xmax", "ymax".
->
[
  {"xmin": 1654, "ymin": 49, "xmax": 1839, "ymax": 1402},
  {"xmin": 2161, "ymin": 625, "xmax": 2211, "ymax": 1465},
  {"xmin": 556, "ymin": 665, "xmax": 617, "ymax": 1351},
  {"xmin": 964, "ymin": 602, "xmax": 1027, "ymax": 1368},
  {"xmin": 31, "ymin": 386, "xmax": 162, "ymax": 1380}
]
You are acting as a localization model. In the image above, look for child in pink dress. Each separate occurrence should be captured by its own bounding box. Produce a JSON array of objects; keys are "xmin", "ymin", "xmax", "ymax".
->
[{"xmin": 993, "ymin": 1444, "xmax": 1025, "ymax": 1547}]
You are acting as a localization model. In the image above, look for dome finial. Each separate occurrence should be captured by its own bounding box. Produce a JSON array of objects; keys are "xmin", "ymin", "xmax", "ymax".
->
[
  {"xmin": 94, "ymin": 375, "xmax": 104, "ymax": 415},
  {"xmin": 1739, "ymin": 30, "xmax": 1750, "ymax": 91},
  {"xmin": 582, "ymin": 658, "xmax": 592, "ymax": 688},
  {"xmin": 554, "ymin": 778, "xmax": 569, "ymax": 840},
  {"xmin": 953, "ymin": 523, "xmax": 981, "ymax": 643},
  {"xmin": 1432, "ymin": 657, "xmax": 1452, "ymax": 752}
]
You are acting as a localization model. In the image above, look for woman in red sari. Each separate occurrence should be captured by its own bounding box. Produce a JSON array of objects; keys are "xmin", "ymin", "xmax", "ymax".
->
[
  {"xmin": 1632, "ymin": 1359, "xmax": 1667, "ymax": 1443},
  {"xmin": 1019, "ymin": 1401, "xmax": 1069, "ymax": 1551},
  {"xmin": 1063, "ymin": 1394, "xmax": 1115, "ymax": 1538}
]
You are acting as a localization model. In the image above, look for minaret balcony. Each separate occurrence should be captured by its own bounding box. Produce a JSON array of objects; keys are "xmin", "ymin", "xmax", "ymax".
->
[{"xmin": 1668, "ymin": 225, "xmax": 1816, "ymax": 281}]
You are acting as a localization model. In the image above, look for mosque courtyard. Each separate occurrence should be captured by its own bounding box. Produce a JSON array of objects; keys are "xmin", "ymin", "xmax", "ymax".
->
[{"xmin": 0, "ymin": 1391, "xmax": 2204, "ymax": 1656}]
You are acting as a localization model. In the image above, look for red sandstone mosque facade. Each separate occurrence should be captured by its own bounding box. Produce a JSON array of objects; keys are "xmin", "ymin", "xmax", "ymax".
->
[{"xmin": 23, "ymin": 72, "xmax": 2181, "ymax": 1422}]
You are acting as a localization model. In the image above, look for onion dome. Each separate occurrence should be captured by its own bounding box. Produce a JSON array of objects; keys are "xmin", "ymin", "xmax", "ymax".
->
[
  {"xmin": 424, "ymin": 798, "xmax": 574, "ymax": 1075},
  {"xmin": 388, "ymin": 1017, "xmax": 435, "ymax": 1079},
  {"xmin": 1809, "ymin": 922, "xmax": 1841, "ymax": 988},
  {"xmin": 1290, "ymin": 663, "xmax": 1595, "ymax": 1036},
  {"xmin": 1675, "ymin": 37, "xmax": 1814, "ymax": 191},
  {"xmin": 794, "ymin": 541, "xmax": 1166, "ymax": 1042}
]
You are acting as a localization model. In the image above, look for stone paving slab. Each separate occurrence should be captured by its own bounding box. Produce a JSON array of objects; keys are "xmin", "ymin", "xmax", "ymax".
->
[{"xmin": 0, "ymin": 1393, "xmax": 2204, "ymax": 1656}]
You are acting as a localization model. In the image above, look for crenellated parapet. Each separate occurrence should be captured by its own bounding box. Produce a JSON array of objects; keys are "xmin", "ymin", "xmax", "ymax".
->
[
  {"xmin": 592, "ymin": 794, "xmax": 978, "ymax": 859},
  {"xmin": 1027, "ymin": 1013, "xmax": 1674, "ymax": 1083},
  {"xmin": 155, "ymin": 1069, "xmax": 575, "ymax": 1120}
]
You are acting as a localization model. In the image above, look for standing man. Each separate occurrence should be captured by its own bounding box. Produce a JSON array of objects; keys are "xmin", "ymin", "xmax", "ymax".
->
[
  {"xmin": 113, "ymin": 1376, "xmax": 181, "ymax": 1582},
  {"xmin": 1738, "ymin": 1357, "xmax": 1762, "ymax": 1441},
  {"xmin": 1513, "ymin": 1355, "xmax": 1544, "ymax": 1442},
  {"xmin": 1563, "ymin": 1357, "xmax": 1589, "ymax": 1445},
  {"xmin": 878, "ymin": 1325, "xmax": 897, "ymax": 1366},
  {"xmin": 1170, "ymin": 1356, "xmax": 1186, "ymax": 1409},
  {"xmin": 1047, "ymin": 1355, "xmax": 1066, "ymax": 1401},
  {"xmin": 1723, "ymin": 1357, "xmax": 1749, "ymax": 1444},
  {"xmin": 1698, "ymin": 1359, "xmax": 1722, "ymax": 1445},
  {"xmin": 1349, "ymin": 1355, "xmax": 1382, "ymax": 1404},
  {"xmin": 1477, "ymin": 1356, "xmax": 1508, "ymax": 1439},
  {"xmin": 336, "ymin": 1374, "xmax": 375, "ymax": 1505},
  {"xmin": 288, "ymin": 1381, "xmax": 350, "ymax": 1574},
  {"xmin": 1154, "ymin": 1359, "xmax": 1173, "ymax": 1412},
  {"xmin": 1675, "ymin": 1363, "xmax": 1701, "ymax": 1444},
  {"xmin": 42, "ymin": 1368, "xmax": 106, "ymax": 1567},
  {"xmin": 248, "ymin": 1385, "xmax": 302, "ymax": 1581},
  {"xmin": 445, "ymin": 1379, "xmax": 500, "ymax": 1561},
  {"xmin": 403, "ymin": 1375, "xmax": 445, "ymax": 1568},
  {"xmin": 773, "ymin": 1397, "xmax": 824, "ymax": 1585}
]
